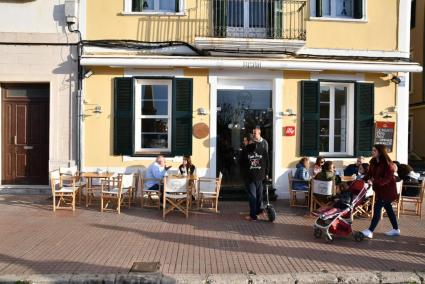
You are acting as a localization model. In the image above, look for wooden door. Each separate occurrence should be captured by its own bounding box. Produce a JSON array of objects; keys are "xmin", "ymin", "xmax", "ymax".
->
[{"xmin": 2, "ymin": 84, "xmax": 49, "ymax": 185}]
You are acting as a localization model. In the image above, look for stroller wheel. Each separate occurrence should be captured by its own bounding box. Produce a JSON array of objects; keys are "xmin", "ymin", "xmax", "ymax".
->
[
  {"xmin": 325, "ymin": 235, "xmax": 334, "ymax": 243},
  {"xmin": 354, "ymin": 232, "xmax": 364, "ymax": 242},
  {"xmin": 314, "ymin": 228, "xmax": 322, "ymax": 239}
]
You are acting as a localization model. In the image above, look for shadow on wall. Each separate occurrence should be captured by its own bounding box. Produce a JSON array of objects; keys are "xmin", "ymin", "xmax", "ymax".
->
[
  {"xmin": 53, "ymin": 3, "xmax": 67, "ymax": 33},
  {"xmin": 136, "ymin": 0, "xmax": 210, "ymax": 43}
]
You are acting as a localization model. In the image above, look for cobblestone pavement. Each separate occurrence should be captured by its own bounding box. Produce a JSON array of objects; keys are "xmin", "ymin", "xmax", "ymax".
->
[{"xmin": 0, "ymin": 194, "xmax": 424, "ymax": 276}]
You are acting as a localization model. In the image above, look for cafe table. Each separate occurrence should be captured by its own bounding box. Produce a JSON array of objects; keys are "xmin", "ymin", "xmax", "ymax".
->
[
  {"xmin": 340, "ymin": 175, "xmax": 356, "ymax": 183},
  {"xmin": 81, "ymin": 172, "xmax": 116, "ymax": 207}
]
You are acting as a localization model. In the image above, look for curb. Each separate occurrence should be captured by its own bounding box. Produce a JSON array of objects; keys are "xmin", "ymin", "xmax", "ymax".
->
[{"xmin": 0, "ymin": 271, "xmax": 423, "ymax": 284}]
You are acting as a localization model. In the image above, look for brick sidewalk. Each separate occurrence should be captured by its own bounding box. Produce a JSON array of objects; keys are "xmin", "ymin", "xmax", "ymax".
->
[{"xmin": 0, "ymin": 194, "xmax": 424, "ymax": 276}]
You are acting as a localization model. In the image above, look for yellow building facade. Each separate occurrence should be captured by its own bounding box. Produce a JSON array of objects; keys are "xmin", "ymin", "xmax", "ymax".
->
[
  {"xmin": 80, "ymin": 0, "xmax": 421, "ymax": 197},
  {"xmin": 409, "ymin": 0, "xmax": 425, "ymax": 158}
]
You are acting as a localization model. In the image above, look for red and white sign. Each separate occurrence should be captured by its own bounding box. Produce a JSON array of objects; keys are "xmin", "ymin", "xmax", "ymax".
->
[{"xmin": 284, "ymin": 126, "xmax": 296, "ymax": 136}]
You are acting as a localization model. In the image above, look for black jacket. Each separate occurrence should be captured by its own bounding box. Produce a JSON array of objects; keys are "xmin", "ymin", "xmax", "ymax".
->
[{"xmin": 240, "ymin": 143, "xmax": 268, "ymax": 182}]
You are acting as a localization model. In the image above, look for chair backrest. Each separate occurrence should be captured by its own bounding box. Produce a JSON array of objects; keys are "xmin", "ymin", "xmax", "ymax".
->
[
  {"xmin": 50, "ymin": 170, "xmax": 60, "ymax": 185},
  {"xmin": 396, "ymin": 180, "xmax": 403, "ymax": 195},
  {"xmin": 164, "ymin": 177, "xmax": 188, "ymax": 193},
  {"xmin": 59, "ymin": 166, "xmax": 78, "ymax": 176},
  {"xmin": 312, "ymin": 179, "xmax": 334, "ymax": 196},
  {"xmin": 121, "ymin": 173, "xmax": 134, "ymax": 189},
  {"xmin": 287, "ymin": 171, "xmax": 293, "ymax": 190}
]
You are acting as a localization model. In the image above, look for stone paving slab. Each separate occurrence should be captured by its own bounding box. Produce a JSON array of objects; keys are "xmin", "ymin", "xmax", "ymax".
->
[{"xmin": 0, "ymin": 194, "xmax": 424, "ymax": 277}]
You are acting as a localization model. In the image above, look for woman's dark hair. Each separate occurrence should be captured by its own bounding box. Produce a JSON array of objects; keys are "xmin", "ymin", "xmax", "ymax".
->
[
  {"xmin": 360, "ymin": 163, "xmax": 369, "ymax": 173},
  {"xmin": 322, "ymin": 161, "xmax": 334, "ymax": 172},
  {"xmin": 372, "ymin": 144, "xmax": 392, "ymax": 166},
  {"xmin": 183, "ymin": 155, "xmax": 192, "ymax": 167},
  {"xmin": 315, "ymin": 156, "xmax": 324, "ymax": 166}
]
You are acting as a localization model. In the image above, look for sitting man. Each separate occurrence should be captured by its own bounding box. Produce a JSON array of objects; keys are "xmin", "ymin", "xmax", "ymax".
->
[
  {"xmin": 145, "ymin": 155, "xmax": 171, "ymax": 191},
  {"xmin": 344, "ymin": 156, "xmax": 365, "ymax": 176}
]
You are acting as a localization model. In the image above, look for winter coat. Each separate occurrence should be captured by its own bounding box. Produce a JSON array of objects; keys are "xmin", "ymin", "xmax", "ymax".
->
[
  {"xmin": 293, "ymin": 163, "xmax": 310, "ymax": 190},
  {"xmin": 365, "ymin": 159, "xmax": 398, "ymax": 202}
]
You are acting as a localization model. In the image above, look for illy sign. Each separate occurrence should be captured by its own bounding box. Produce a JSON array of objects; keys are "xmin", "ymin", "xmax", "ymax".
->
[{"xmin": 284, "ymin": 126, "xmax": 296, "ymax": 136}]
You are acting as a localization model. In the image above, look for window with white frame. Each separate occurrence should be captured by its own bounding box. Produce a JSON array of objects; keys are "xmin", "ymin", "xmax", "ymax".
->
[
  {"xmin": 319, "ymin": 82, "xmax": 354, "ymax": 155},
  {"xmin": 130, "ymin": 0, "xmax": 180, "ymax": 13},
  {"xmin": 134, "ymin": 79, "xmax": 172, "ymax": 153},
  {"xmin": 311, "ymin": 0, "xmax": 364, "ymax": 19}
]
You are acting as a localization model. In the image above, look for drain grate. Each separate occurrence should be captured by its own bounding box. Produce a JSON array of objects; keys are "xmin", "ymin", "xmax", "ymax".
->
[{"xmin": 130, "ymin": 261, "xmax": 161, "ymax": 273}]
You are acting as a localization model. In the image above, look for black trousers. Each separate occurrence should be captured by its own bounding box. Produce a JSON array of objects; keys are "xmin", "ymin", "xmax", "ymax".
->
[{"xmin": 246, "ymin": 181, "xmax": 263, "ymax": 220}]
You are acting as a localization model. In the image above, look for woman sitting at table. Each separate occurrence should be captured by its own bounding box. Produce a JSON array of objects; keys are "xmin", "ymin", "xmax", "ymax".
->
[
  {"xmin": 179, "ymin": 155, "xmax": 196, "ymax": 176},
  {"xmin": 293, "ymin": 157, "xmax": 311, "ymax": 190},
  {"xmin": 356, "ymin": 163, "xmax": 369, "ymax": 180},
  {"xmin": 312, "ymin": 156, "xmax": 324, "ymax": 177}
]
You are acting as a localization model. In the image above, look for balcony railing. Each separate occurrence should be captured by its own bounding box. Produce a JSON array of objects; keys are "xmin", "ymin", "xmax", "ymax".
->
[{"xmin": 212, "ymin": 0, "xmax": 307, "ymax": 40}]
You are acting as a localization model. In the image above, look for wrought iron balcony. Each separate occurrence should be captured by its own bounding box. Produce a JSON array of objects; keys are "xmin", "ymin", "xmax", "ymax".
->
[{"xmin": 211, "ymin": 0, "xmax": 307, "ymax": 40}]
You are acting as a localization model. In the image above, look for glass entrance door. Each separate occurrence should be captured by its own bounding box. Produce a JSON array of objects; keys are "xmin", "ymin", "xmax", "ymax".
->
[{"xmin": 217, "ymin": 89, "xmax": 273, "ymax": 191}]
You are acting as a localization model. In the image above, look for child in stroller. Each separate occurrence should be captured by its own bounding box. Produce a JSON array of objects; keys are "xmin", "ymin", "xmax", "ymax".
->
[{"xmin": 312, "ymin": 180, "xmax": 370, "ymax": 242}]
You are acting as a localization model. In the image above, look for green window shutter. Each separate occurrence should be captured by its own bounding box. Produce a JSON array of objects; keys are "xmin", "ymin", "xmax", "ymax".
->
[
  {"xmin": 315, "ymin": 0, "xmax": 322, "ymax": 17},
  {"xmin": 355, "ymin": 83, "xmax": 375, "ymax": 156},
  {"xmin": 353, "ymin": 0, "xmax": 363, "ymax": 19},
  {"xmin": 269, "ymin": 0, "xmax": 283, "ymax": 38},
  {"xmin": 172, "ymin": 78, "xmax": 193, "ymax": 156},
  {"xmin": 175, "ymin": 0, "xmax": 180, "ymax": 12},
  {"xmin": 114, "ymin": 77, "xmax": 134, "ymax": 156},
  {"xmin": 132, "ymin": 0, "xmax": 142, "ymax": 12},
  {"xmin": 213, "ymin": 0, "xmax": 227, "ymax": 37},
  {"xmin": 300, "ymin": 81, "xmax": 320, "ymax": 156}
]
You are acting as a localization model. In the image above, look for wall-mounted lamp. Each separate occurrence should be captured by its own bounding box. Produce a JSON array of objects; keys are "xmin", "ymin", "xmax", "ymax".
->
[
  {"xmin": 380, "ymin": 111, "xmax": 392, "ymax": 119},
  {"xmin": 390, "ymin": 75, "xmax": 401, "ymax": 84},
  {"xmin": 84, "ymin": 70, "xmax": 93, "ymax": 78},
  {"xmin": 197, "ymin": 107, "xmax": 208, "ymax": 116},
  {"xmin": 279, "ymin": 109, "xmax": 297, "ymax": 117},
  {"xmin": 93, "ymin": 105, "xmax": 102, "ymax": 114}
]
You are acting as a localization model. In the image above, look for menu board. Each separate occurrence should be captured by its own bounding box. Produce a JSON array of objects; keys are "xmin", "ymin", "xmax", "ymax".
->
[{"xmin": 374, "ymin": 121, "xmax": 395, "ymax": 152}]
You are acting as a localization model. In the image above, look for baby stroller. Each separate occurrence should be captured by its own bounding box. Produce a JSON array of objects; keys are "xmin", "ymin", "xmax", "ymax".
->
[{"xmin": 312, "ymin": 180, "xmax": 369, "ymax": 243}]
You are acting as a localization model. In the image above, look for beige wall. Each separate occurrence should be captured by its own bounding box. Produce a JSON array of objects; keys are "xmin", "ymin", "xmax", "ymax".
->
[
  {"xmin": 86, "ymin": 0, "xmax": 399, "ymax": 52},
  {"xmin": 306, "ymin": 0, "xmax": 398, "ymax": 50},
  {"xmin": 410, "ymin": 0, "xmax": 425, "ymax": 104},
  {"xmin": 83, "ymin": 67, "xmax": 211, "ymax": 170},
  {"xmin": 84, "ymin": 68, "xmax": 399, "ymax": 171},
  {"xmin": 0, "ymin": 41, "xmax": 78, "ymax": 171},
  {"xmin": 281, "ymin": 71, "xmax": 397, "ymax": 170}
]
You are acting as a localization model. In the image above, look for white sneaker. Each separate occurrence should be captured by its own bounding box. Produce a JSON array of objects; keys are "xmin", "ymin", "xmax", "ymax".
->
[
  {"xmin": 361, "ymin": 229, "xmax": 373, "ymax": 239},
  {"xmin": 385, "ymin": 229, "xmax": 400, "ymax": 236}
]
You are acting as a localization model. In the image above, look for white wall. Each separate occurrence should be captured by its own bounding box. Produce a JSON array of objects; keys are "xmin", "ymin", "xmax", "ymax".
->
[{"xmin": 0, "ymin": 0, "xmax": 70, "ymax": 34}]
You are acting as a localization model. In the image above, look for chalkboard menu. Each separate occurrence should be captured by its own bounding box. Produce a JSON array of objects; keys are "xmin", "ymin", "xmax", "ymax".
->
[{"xmin": 374, "ymin": 121, "xmax": 395, "ymax": 152}]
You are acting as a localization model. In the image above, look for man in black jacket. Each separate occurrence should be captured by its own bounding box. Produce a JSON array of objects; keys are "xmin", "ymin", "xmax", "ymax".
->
[{"xmin": 241, "ymin": 134, "xmax": 268, "ymax": 221}]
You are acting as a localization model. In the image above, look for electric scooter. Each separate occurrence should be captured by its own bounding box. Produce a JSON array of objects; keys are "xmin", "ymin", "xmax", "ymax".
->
[{"xmin": 264, "ymin": 178, "xmax": 276, "ymax": 222}]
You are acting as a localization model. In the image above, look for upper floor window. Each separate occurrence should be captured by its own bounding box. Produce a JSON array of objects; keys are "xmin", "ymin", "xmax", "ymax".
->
[
  {"xmin": 131, "ymin": 0, "xmax": 180, "ymax": 13},
  {"xmin": 311, "ymin": 0, "xmax": 364, "ymax": 20}
]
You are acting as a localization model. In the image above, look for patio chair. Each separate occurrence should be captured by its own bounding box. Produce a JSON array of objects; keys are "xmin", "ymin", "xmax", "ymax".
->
[
  {"xmin": 197, "ymin": 172, "xmax": 223, "ymax": 212},
  {"xmin": 310, "ymin": 179, "xmax": 336, "ymax": 213},
  {"xmin": 288, "ymin": 171, "xmax": 310, "ymax": 208},
  {"xmin": 163, "ymin": 176, "xmax": 190, "ymax": 219},
  {"xmin": 59, "ymin": 166, "xmax": 86, "ymax": 203},
  {"xmin": 400, "ymin": 179, "xmax": 424, "ymax": 219},
  {"xmin": 141, "ymin": 175, "xmax": 163, "ymax": 209},
  {"xmin": 100, "ymin": 173, "xmax": 134, "ymax": 214},
  {"xmin": 50, "ymin": 170, "xmax": 79, "ymax": 212},
  {"xmin": 353, "ymin": 192, "xmax": 375, "ymax": 218}
]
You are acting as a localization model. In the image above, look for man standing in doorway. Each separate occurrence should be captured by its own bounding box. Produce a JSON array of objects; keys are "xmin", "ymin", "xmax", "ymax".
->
[
  {"xmin": 241, "ymin": 134, "xmax": 268, "ymax": 221},
  {"xmin": 253, "ymin": 126, "xmax": 270, "ymax": 178}
]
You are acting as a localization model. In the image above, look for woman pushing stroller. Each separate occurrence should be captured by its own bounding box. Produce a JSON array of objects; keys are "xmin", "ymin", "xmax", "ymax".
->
[{"xmin": 361, "ymin": 144, "xmax": 400, "ymax": 239}]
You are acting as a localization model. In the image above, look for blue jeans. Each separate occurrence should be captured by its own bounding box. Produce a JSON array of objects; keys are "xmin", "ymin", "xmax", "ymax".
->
[
  {"xmin": 369, "ymin": 199, "xmax": 399, "ymax": 232},
  {"xmin": 246, "ymin": 181, "xmax": 263, "ymax": 220}
]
